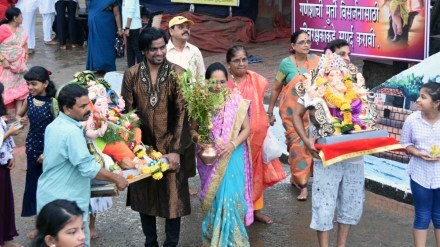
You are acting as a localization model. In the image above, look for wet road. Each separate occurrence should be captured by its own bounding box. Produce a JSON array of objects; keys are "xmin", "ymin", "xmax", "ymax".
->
[{"xmin": 9, "ymin": 23, "xmax": 436, "ymax": 247}]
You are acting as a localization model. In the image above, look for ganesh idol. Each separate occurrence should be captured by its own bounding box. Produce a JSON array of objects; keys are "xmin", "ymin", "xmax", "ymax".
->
[{"xmin": 301, "ymin": 50, "xmax": 375, "ymax": 136}]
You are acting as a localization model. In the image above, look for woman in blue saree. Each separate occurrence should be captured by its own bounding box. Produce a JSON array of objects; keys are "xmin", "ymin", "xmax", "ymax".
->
[
  {"xmin": 86, "ymin": 0, "xmax": 123, "ymax": 73},
  {"xmin": 190, "ymin": 62, "xmax": 254, "ymax": 247}
]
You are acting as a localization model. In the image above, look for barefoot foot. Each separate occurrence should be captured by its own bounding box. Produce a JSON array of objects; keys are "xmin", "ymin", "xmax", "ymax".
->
[
  {"xmin": 254, "ymin": 211, "xmax": 273, "ymax": 224},
  {"xmin": 90, "ymin": 228, "xmax": 99, "ymax": 239},
  {"xmin": 189, "ymin": 187, "xmax": 198, "ymax": 196},
  {"xmin": 297, "ymin": 187, "xmax": 308, "ymax": 201},
  {"xmin": 26, "ymin": 229, "xmax": 38, "ymax": 239}
]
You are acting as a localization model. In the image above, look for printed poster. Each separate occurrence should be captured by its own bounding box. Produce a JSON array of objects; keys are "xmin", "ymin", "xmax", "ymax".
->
[{"xmin": 292, "ymin": 0, "xmax": 430, "ymax": 62}]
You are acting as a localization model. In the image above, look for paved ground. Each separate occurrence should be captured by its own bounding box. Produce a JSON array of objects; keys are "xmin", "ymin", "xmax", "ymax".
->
[{"xmin": 8, "ymin": 23, "xmax": 437, "ymax": 247}]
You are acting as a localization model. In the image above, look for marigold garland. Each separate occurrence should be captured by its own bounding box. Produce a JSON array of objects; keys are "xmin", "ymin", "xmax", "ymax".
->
[{"xmin": 320, "ymin": 75, "xmax": 361, "ymax": 130}]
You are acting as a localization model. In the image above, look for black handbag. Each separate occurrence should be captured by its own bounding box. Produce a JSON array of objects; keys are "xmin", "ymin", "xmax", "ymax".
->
[{"xmin": 114, "ymin": 36, "xmax": 125, "ymax": 58}]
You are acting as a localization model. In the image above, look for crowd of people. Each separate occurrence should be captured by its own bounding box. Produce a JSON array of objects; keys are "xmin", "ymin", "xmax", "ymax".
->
[{"xmin": 0, "ymin": 3, "xmax": 439, "ymax": 247}]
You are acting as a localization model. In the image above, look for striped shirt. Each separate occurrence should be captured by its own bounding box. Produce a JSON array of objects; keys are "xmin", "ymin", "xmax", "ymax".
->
[{"xmin": 401, "ymin": 111, "xmax": 440, "ymax": 189}]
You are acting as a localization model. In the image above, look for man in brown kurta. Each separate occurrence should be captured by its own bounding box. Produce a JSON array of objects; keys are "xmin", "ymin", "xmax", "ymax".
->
[{"xmin": 121, "ymin": 27, "xmax": 191, "ymax": 247}]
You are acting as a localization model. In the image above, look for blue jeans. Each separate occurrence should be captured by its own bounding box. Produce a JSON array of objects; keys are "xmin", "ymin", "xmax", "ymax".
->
[{"xmin": 410, "ymin": 179, "xmax": 440, "ymax": 229}]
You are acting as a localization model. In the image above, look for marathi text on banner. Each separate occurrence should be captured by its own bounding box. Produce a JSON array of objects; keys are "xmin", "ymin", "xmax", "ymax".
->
[{"xmin": 292, "ymin": 0, "xmax": 429, "ymax": 62}]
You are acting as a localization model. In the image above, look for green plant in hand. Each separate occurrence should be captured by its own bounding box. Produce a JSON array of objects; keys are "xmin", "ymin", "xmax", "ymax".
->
[{"xmin": 177, "ymin": 69, "xmax": 229, "ymax": 143}]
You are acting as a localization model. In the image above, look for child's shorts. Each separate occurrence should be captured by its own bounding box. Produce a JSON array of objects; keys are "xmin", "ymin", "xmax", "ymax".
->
[{"xmin": 310, "ymin": 157, "xmax": 365, "ymax": 231}]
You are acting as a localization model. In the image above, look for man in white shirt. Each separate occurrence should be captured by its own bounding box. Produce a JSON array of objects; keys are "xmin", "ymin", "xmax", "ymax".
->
[
  {"xmin": 166, "ymin": 16, "xmax": 205, "ymax": 83},
  {"xmin": 122, "ymin": 0, "xmax": 142, "ymax": 67},
  {"xmin": 39, "ymin": 0, "xmax": 57, "ymax": 45},
  {"xmin": 15, "ymin": 0, "xmax": 38, "ymax": 53},
  {"xmin": 167, "ymin": 16, "xmax": 204, "ymax": 196}
]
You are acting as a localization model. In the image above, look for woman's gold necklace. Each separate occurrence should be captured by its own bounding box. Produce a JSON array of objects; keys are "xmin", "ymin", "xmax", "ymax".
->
[
  {"xmin": 231, "ymin": 74, "xmax": 245, "ymax": 86},
  {"xmin": 294, "ymin": 55, "xmax": 309, "ymax": 80}
]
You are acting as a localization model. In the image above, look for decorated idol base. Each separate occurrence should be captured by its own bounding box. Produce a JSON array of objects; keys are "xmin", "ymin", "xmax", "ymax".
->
[
  {"xmin": 316, "ymin": 129, "xmax": 389, "ymax": 144},
  {"xmin": 91, "ymin": 182, "xmax": 119, "ymax": 198},
  {"xmin": 266, "ymin": 105, "xmax": 412, "ymax": 204}
]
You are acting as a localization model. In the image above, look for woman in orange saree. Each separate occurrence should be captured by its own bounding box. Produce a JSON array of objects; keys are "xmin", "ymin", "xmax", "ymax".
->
[
  {"xmin": 267, "ymin": 31, "xmax": 320, "ymax": 201},
  {"xmin": 226, "ymin": 45, "xmax": 286, "ymax": 224}
]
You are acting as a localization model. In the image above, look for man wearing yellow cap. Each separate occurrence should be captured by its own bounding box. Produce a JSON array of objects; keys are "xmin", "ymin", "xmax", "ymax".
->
[
  {"xmin": 167, "ymin": 16, "xmax": 205, "ymax": 83},
  {"xmin": 167, "ymin": 16, "xmax": 205, "ymax": 196}
]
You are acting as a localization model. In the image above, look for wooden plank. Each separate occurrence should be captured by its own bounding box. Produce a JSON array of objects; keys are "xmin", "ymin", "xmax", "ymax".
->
[{"xmin": 127, "ymin": 173, "xmax": 152, "ymax": 184}]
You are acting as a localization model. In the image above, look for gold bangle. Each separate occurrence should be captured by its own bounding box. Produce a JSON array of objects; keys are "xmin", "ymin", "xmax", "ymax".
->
[
  {"xmin": 266, "ymin": 112, "xmax": 273, "ymax": 117},
  {"xmin": 230, "ymin": 141, "xmax": 237, "ymax": 150}
]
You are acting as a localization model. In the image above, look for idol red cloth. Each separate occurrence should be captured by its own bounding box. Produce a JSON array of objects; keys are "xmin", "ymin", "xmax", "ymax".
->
[{"xmin": 315, "ymin": 137, "xmax": 405, "ymax": 167}]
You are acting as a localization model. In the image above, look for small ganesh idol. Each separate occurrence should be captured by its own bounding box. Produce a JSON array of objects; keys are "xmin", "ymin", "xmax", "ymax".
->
[
  {"xmin": 82, "ymin": 82, "xmax": 145, "ymax": 169},
  {"xmin": 300, "ymin": 50, "xmax": 378, "ymax": 137},
  {"xmin": 70, "ymin": 71, "xmax": 169, "ymax": 181}
]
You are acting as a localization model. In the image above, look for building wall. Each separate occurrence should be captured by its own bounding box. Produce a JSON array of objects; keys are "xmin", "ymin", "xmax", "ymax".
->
[
  {"xmin": 256, "ymin": 0, "xmax": 292, "ymax": 30},
  {"xmin": 374, "ymin": 105, "xmax": 413, "ymax": 163}
]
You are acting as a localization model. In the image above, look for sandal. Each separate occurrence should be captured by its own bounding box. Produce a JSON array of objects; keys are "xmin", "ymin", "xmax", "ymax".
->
[{"xmin": 247, "ymin": 55, "xmax": 263, "ymax": 64}]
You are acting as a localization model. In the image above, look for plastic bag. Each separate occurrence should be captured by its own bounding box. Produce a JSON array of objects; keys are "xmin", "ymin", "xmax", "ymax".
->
[{"xmin": 262, "ymin": 129, "xmax": 283, "ymax": 163}]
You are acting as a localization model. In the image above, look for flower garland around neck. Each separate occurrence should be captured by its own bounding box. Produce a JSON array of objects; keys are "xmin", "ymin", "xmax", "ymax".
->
[{"xmin": 316, "ymin": 74, "xmax": 361, "ymax": 133}]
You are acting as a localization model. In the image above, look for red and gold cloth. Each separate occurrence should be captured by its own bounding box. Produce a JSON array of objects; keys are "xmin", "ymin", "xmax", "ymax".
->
[{"xmin": 315, "ymin": 137, "xmax": 405, "ymax": 167}]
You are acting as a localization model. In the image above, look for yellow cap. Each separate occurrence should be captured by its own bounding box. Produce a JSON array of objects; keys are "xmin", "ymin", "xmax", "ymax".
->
[{"xmin": 168, "ymin": 16, "xmax": 194, "ymax": 28}]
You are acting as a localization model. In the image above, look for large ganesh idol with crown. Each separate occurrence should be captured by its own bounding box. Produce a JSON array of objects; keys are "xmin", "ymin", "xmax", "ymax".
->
[{"xmin": 297, "ymin": 50, "xmax": 379, "ymax": 138}]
